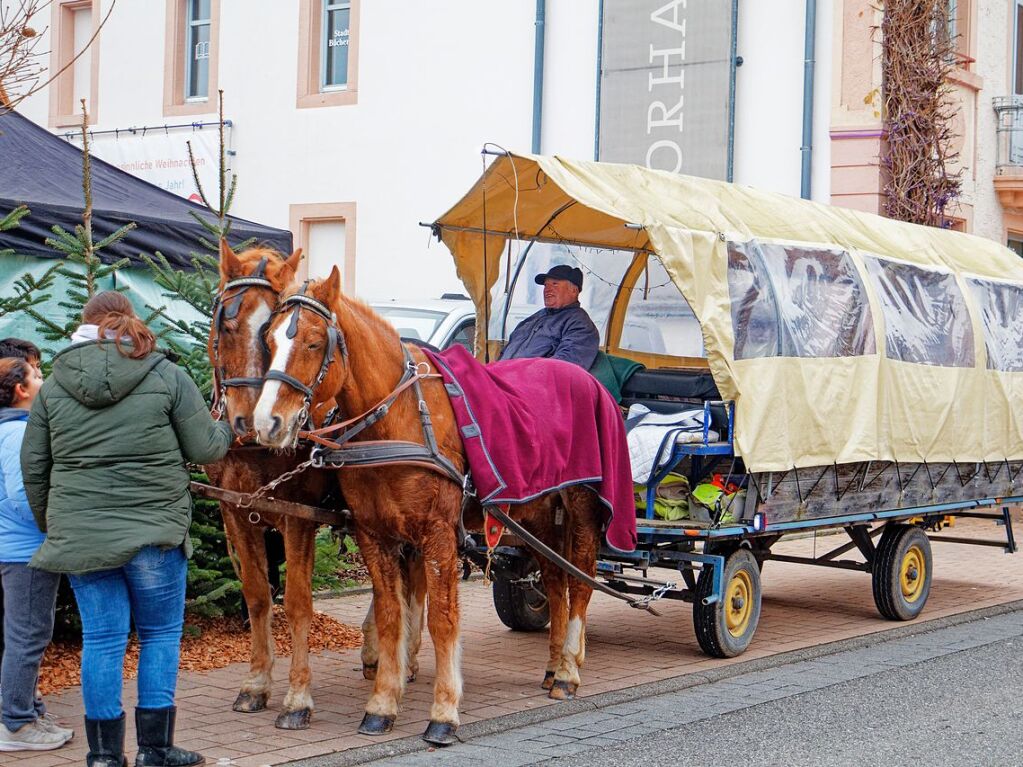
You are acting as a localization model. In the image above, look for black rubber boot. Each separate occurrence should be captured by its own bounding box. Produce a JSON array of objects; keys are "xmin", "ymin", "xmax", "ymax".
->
[
  {"xmin": 134, "ymin": 707, "xmax": 204, "ymax": 767},
  {"xmin": 85, "ymin": 713, "xmax": 128, "ymax": 767}
]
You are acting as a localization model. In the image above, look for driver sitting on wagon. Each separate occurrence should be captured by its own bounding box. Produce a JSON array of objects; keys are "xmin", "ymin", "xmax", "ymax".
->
[{"xmin": 498, "ymin": 265, "xmax": 599, "ymax": 370}]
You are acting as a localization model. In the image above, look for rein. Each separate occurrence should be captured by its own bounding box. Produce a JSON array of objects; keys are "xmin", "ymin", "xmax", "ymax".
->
[{"xmin": 210, "ymin": 257, "xmax": 274, "ymax": 420}]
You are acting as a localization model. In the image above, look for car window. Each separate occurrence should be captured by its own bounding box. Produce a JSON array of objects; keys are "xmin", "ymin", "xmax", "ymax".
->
[
  {"xmin": 446, "ymin": 320, "xmax": 476, "ymax": 353},
  {"xmin": 374, "ymin": 307, "xmax": 445, "ymax": 342}
]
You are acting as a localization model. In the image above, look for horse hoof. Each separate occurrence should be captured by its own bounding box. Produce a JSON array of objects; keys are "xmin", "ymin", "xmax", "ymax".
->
[
  {"xmin": 357, "ymin": 713, "xmax": 395, "ymax": 736},
  {"xmin": 541, "ymin": 671, "xmax": 556, "ymax": 690},
  {"xmin": 275, "ymin": 708, "xmax": 312, "ymax": 730},
  {"xmin": 232, "ymin": 691, "xmax": 269, "ymax": 713},
  {"xmin": 548, "ymin": 680, "xmax": 577, "ymax": 701},
  {"xmin": 362, "ymin": 662, "xmax": 378, "ymax": 681},
  {"xmin": 422, "ymin": 721, "xmax": 458, "ymax": 747}
]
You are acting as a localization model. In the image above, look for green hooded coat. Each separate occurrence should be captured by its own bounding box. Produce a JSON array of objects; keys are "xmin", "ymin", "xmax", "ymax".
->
[{"xmin": 20, "ymin": 340, "xmax": 232, "ymax": 575}]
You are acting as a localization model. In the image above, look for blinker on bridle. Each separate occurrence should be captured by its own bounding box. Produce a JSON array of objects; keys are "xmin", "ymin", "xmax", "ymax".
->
[
  {"xmin": 211, "ymin": 257, "xmax": 275, "ymax": 418},
  {"xmin": 263, "ymin": 281, "xmax": 348, "ymax": 428}
]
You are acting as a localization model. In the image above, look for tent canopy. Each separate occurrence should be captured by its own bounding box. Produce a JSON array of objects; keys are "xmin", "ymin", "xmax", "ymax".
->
[
  {"xmin": 433, "ymin": 152, "xmax": 1023, "ymax": 472},
  {"xmin": 0, "ymin": 110, "xmax": 291, "ymax": 268}
]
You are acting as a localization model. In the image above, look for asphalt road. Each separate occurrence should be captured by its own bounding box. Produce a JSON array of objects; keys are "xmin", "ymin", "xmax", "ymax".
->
[{"xmin": 551, "ymin": 636, "xmax": 1023, "ymax": 767}]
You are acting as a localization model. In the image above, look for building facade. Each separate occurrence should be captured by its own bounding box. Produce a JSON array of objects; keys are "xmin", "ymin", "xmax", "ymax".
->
[{"xmin": 13, "ymin": 1, "xmax": 1020, "ymax": 301}]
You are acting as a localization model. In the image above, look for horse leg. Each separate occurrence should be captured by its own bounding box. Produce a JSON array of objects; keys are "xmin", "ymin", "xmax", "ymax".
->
[
  {"xmin": 420, "ymin": 527, "xmax": 463, "ymax": 746},
  {"xmin": 274, "ymin": 518, "xmax": 318, "ymax": 729},
  {"xmin": 222, "ymin": 511, "xmax": 275, "ymax": 713},
  {"xmin": 357, "ymin": 534, "xmax": 407, "ymax": 736},
  {"xmin": 549, "ymin": 497, "xmax": 601, "ymax": 701},
  {"xmin": 537, "ymin": 558, "xmax": 568, "ymax": 692},
  {"xmin": 363, "ymin": 553, "xmax": 423, "ymax": 683},
  {"xmin": 404, "ymin": 549, "xmax": 427, "ymax": 684},
  {"xmin": 360, "ymin": 597, "xmax": 379, "ymax": 680}
]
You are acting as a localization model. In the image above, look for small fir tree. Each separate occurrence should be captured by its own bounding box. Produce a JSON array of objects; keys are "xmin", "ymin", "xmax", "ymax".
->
[{"xmin": 22, "ymin": 102, "xmax": 137, "ymax": 353}]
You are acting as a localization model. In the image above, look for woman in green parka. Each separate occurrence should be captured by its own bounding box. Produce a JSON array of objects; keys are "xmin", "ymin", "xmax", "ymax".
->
[{"xmin": 20, "ymin": 291, "xmax": 233, "ymax": 767}]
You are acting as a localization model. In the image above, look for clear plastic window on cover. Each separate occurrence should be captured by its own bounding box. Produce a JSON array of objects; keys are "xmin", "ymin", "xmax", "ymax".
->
[
  {"xmin": 727, "ymin": 241, "xmax": 876, "ymax": 359},
  {"xmin": 727, "ymin": 242, "xmax": 782, "ymax": 359},
  {"xmin": 965, "ymin": 277, "xmax": 1023, "ymax": 372},
  {"xmin": 621, "ymin": 255, "xmax": 705, "ymax": 357},
  {"xmin": 862, "ymin": 256, "xmax": 975, "ymax": 368},
  {"xmin": 488, "ymin": 240, "xmax": 631, "ymax": 343}
]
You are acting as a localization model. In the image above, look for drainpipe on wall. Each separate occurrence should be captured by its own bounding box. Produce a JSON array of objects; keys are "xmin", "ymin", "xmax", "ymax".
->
[
  {"xmin": 800, "ymin": 0, "xmax": 817, "ymax": 199},
  {"xmin": 594, "ymin": 0, "xmax": 604, "ymax": 160},
  {"xmin": 532, "ymin": 0, "xmax": 546, "ymax": 154}
]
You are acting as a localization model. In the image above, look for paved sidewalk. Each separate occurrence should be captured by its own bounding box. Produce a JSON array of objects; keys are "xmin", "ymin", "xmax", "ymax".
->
[
  {"xmin": 10, "ymin": 512, "xmax": 1022, "ymax": 767},
  {"xmin": 355, "ymin": 609, "xmax": 1023, "ymax": 766}
]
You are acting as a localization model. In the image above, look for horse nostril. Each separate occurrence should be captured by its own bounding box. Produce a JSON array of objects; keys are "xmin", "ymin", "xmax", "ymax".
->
[
  {"xmin": 232, "ymin": 416, "xmax": 250, "ymax": 437},
  {"xmin": 268, "ymin": 416, "xmax": 283, "ymax": 441}
]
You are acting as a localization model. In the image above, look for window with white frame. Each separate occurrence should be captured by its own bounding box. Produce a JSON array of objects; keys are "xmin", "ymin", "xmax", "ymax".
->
[
  {"xmin": 185, "ymin": 0, "xmax": 212, "ymax": 100},
  {"xmin": 322, "ymin": 0, "xmax": 351, "ymax": 90}
]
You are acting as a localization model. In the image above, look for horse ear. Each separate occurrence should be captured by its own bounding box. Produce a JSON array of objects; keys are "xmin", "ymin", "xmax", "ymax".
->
[
  {"xmin": 219, "ymin": 239, "xmax": 242, "ymax": 281},
  {"xmin": 324, "ymin": 265, "xmax": 342, "ymax": 305},
  {"xmin": 282, "ymin": 248, "xmax": 303, "ymax": 279}
]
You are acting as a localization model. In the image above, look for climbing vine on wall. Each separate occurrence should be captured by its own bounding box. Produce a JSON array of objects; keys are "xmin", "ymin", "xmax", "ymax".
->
[{"xmin": 880, "ymin": 0, "xmax": 962, "ymax": 227}]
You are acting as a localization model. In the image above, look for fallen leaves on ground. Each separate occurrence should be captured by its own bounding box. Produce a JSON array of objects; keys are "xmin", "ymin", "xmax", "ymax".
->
[{"xmin": 39, "ymin": 606, "xmax": 362, "ymax": 695}]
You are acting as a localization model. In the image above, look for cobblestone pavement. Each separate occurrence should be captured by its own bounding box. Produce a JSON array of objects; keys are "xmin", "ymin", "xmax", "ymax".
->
[{"xmin": 9, "ymin": 512, "xmax": 1022, "ymax": 767}]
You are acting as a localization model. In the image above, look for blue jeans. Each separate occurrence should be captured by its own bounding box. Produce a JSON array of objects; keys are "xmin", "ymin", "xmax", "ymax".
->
[{"xmin": 69, "ymin": 546, "xmax": 187, "ymax": 720}]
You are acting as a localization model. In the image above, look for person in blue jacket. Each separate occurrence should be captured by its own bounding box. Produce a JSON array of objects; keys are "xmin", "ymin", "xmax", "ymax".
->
[
  {"xmin": 0, "ymin": 357, "xmax": 73, "ymax": 752},
  {"xmin": 498, "ymin": 264, "xmax": 600, "ymax": 369}
]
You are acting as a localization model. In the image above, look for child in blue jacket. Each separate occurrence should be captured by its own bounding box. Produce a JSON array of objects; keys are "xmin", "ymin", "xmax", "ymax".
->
[{"xmin": 0, "ymin": 357, "xmax": 73, "ymax": 752}]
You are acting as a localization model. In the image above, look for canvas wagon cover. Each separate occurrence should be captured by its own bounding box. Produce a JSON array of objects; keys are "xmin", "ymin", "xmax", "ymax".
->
[{"xmin": 433, "ymin": 152, "xmax": 1023, "ymax": 473}]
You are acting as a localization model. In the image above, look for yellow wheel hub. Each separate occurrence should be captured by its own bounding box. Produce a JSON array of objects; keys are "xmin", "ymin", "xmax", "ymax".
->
[
  {"xmin": 725, "ymin": 570, "xmax": 753, "ymax": 637},
  {"xmin": 900, "ymin": 545, "xmax": 926, "ymax": 603}
]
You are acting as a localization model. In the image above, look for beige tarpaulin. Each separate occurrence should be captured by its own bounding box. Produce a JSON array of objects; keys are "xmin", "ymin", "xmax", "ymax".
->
[{"xmin": 432, "ymin": 152, "xmax": 1023, "ymax": 472}]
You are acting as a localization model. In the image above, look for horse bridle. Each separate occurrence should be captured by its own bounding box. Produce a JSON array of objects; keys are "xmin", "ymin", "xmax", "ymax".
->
[
  {"xmin": 262, "ymin": 282, "xmax": 348, "ymax": 430},
  {"xmin": 210, "ymin": 257, "xmax": 275, "ymax": 420}
]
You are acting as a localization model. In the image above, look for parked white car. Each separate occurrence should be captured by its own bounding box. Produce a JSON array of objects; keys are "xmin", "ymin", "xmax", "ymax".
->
[{"xmin": 372, "ymin": 296, "xmax": 477, "ymax": 351}]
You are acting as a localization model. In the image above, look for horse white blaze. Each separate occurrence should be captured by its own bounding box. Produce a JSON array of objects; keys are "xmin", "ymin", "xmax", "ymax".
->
[
  {"xmin": 245, "ymin": 302, "xmax": 272, "ymax": 379},
  {"xmin": 254, "ymin": 320, "xmax": 296, "ymax": 441}
]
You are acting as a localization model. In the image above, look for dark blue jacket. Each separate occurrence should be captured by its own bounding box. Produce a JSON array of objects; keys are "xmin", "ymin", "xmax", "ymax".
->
[{"xmin": 499, "ymin": 302, "xmax": 599, "ymax": 369}]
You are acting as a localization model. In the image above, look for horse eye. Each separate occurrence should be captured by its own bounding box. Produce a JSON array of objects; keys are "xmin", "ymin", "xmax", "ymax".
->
[{"xmin": 307, "ymin": 342, "xmax": 322, "ymax": 351}]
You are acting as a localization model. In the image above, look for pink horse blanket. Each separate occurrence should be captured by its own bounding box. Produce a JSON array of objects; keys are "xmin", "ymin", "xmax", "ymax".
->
[{"xmin": 423, "ymin": 345, "xmax": 637, "ymax": 553}]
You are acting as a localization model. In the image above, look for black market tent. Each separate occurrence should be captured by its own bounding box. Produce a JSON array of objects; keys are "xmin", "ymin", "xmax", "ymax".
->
[{"xmin": 0, "ymin": 109, "xmax": 291, "ymax": 267}]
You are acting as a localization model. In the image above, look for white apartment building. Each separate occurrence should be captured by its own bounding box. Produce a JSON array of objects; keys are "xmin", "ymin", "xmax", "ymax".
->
[{"xmin": 14, "ymin": 0, "xmax": 861, "ymax": 300}]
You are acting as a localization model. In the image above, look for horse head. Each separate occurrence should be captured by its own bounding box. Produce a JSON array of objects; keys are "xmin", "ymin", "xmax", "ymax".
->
[
  {"xmin": 253, "ymin": 266, "xmax": 347, "ymax": 449},
  {"xmin": 210, "ymin": 239, "xmax": 303, "ymax": 439}
]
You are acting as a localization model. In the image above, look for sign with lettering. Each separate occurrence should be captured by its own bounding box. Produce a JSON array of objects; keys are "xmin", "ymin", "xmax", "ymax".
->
[
  {"xmin": 64, "ymin": 123, "xmax": 230, "ymax": 203},
  {"xmin": 598, "ymin": 0, "xmax": 734, "ymax": 180}
]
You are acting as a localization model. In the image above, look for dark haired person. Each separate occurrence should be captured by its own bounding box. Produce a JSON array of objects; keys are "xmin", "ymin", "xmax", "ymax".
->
[
  {"xmin": 0, "ymin": 357, "xmax": 72, "ymax": 752},
  {"xmin": 498, "ymin": 265, "xmax": 600, "ymax": 369},
  {"xmin": 0, "ymin": 338, "xmax": 42, "ymax": 704},
  {"xmin": 21, "ymin": 291, "xmax": 232, "ymax": 767},
  {"xmin": 0, "ymin": 339, "xmax": 41, "ymax": 368}
]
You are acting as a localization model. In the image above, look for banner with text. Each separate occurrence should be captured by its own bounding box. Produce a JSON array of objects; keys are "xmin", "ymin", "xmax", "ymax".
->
[
  {"xmin": 65, "ymin": 123, "xmax": 231, "ymax": 203},
  {"xmin": 599, "ymin": 0, "xmax": 734, "ymax": 180}
]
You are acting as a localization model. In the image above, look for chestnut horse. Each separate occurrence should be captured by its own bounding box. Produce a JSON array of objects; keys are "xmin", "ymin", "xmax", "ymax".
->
[
  {"xmin": 252, "ymin": 267, "xmax": 606, "ymax": 745},
  {"xmin": 208, "ymin": 242, "xmax": 426, "ymax": 729}
]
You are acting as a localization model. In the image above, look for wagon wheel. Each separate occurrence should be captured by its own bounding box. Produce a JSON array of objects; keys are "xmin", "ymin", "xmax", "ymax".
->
[
  {"xmin": 492, "ymin": 557, "xmax": 551, "ymax": 632},
  {"xmin": 693, "ymin": 548, "xmax": 762, "ymax": 658},
  {"xmin": 872, "ymin": 524, "xmax": 932, "ymax": 621}
]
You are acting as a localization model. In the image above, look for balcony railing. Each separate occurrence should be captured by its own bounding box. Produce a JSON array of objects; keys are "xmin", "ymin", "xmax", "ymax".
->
[{"xmin": 994, "ymin": 96, "xmax": 1023, "ymax": 172}]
